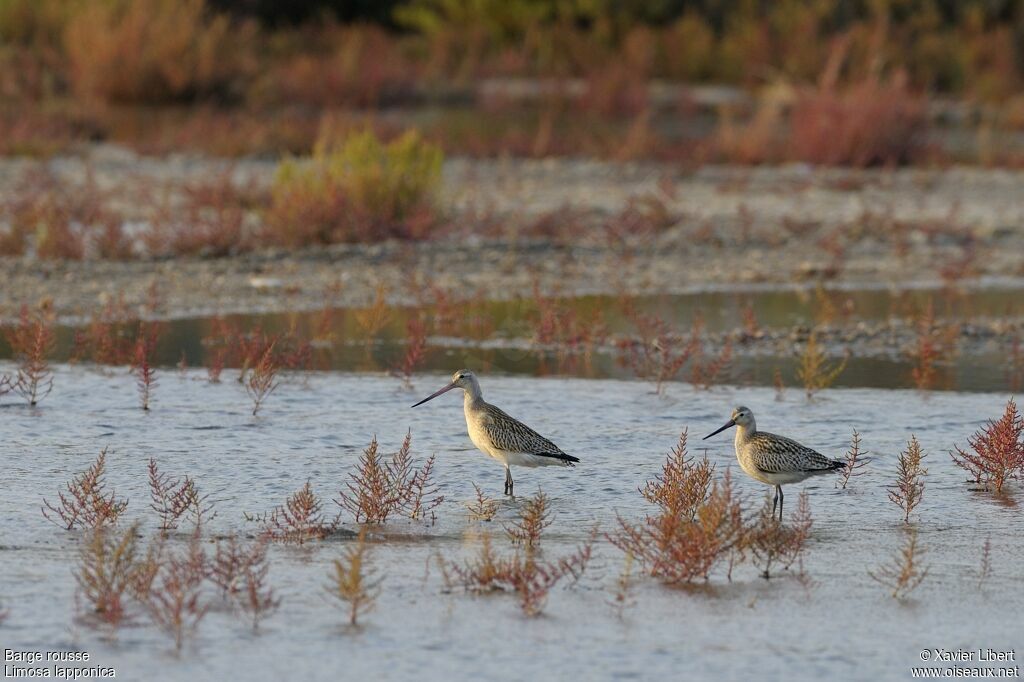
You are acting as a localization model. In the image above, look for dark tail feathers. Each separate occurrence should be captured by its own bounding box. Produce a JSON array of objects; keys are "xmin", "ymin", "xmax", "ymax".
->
[{"xmin": 537, "ymin": 452, "xmax": 580, "ymax": 466}]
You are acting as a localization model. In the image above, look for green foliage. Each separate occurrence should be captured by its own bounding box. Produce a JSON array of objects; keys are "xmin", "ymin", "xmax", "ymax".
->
[
  {"xmin": 322, "ymin": 129, "xmax": 442, "ymax": 223},
  {"xmin": 269, "ymin": 129, "xmax": 443, "ymax": 245}
]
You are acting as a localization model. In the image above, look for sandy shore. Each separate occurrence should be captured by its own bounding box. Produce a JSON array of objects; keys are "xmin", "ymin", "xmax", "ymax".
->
[{"xmin": 2, "ymin": 146, "xmax": 1024, "ymax": 322}]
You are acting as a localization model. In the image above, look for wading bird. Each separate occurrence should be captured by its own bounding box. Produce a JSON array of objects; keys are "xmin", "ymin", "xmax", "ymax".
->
[
  {"xmin": 412, "ymin": 369, "xmax": 579, "ymax": 496},
  {"xmin": 703, "ymin": 406, "xmax": 845, "ymax": 520}
]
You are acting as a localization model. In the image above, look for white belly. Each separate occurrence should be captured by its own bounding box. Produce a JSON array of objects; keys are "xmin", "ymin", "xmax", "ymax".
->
[
  {"xmin": 752, "ymin": 469, "xmax": 811, "ymax": 485},
  {"xmin": 499, "ymin": 451, "xmax": 564, "ymax": 468}
]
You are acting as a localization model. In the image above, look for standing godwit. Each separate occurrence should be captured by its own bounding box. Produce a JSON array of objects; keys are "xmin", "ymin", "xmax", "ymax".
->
[
  {"xmin": 703, "ymin": 406, "xmax": 845, "ymax": 520},
  {"xmin": 411, "ymin": 369, "xmax": 579, "ymax": 496}
]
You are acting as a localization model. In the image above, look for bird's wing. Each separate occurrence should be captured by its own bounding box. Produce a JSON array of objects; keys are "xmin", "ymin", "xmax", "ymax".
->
[
  {"xmin": 481, "ymin": 404, "xmax": 570, "ymax": 458},
  {"xmin": 750, "ymin": 432, "xmax": 839, "ymax": 472}
]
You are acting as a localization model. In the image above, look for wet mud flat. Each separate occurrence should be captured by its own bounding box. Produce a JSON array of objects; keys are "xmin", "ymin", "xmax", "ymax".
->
[{"xmin": 3, "ymin": 148, "xmax": 1024, "ymax": 321}]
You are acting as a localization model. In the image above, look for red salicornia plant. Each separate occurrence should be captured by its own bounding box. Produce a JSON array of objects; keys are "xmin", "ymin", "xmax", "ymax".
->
[
  {"xmin": 148, "ymin": 458, "xmax": 214, "ymax": 532},
  {"xmin": 530, "ymin": 283, "xmax": 607, "ymax": 373},
  {"xmin": 888, "ymin": 436, "xmax": 928, "ymax": 523},
  {"xmin": 246, "ymin": 341, "xmax": 281, "ymax": 416},
  {"xmin": 773, "ymin": 367, "xmax": 785, "ymax": 401},
  {"xmin": 504, "ymin": 490, "xmax": 552, "ymax": 547},
  {"xmin": 465, "ymin": 483, "xmax": 499, "ymax": 522},
  {"xmin": 392, "ymin": 316, "xmax": 427, "ymax": 390},
  {"xmin": 910, "ymin": 324, "xmax": 940, "ymax": 391},
  {"xmin": 796, "ymin": 331, "xmax": 847, "ymax": 399},
  {"xmin": 951, "ymin": 399, "xmax": 1024, "ymax": 493},
  {"xmin": 908, "ymin": 300, "xmax": 959, "ymax": 392},
  {"xmin": 336, "ymin": 436, "xmax": 402, "ymax": 524},
  {"xmin": 354, "ymin": 285, "xmax": 391, "ymax": 340},
  {"xmin": 206, "ymin": 347, "xmax": 226, "ymax": 383},
  {"xmin": 688, "ymin": 337, "xmax": 733, "ymax": 390},
  {"xmin": 616, "ymin": 308, "xmax": 698, "ymax": 395},
  {"xmin": 201, "ymin": 316, "xmax": 234, "ymax": 383},
  {"xmin": 234, "ymin": 326, "xmax": 269, "ymax": 382},
  {"xmin": 836, "ymin": 428, "xmax": 869, "ymax": 489},
  {"xmin": 5, "ymin": 304, "xmax": 55, "ymax": 406},
  {"xmin": 43, "ymin": 448, "xmax": 128, "ymax": 530},
  {"xmin": 262, "ymin": 481, "xmax": 336, "ymax": 543},
  {"xmin": 398, "ymin": 447, "xmax": 444, "ymax": 523},
  {"xmin": 132, "ymin": 330, "xmax": 158, "ymax": 410},
  {"xmin": 335, "ymin": 431, "xmax": 443, "ymax": 524},
  {"xmin": 70, "ymin": 297, "xmax": 136, "ymax": 366},
  {"xmin": 609, "ymin": 431, "xmax": 745, "ymax": 584},
  {"xmin": 639, "ymin": 430, "xmax": 714, "ymax": 519}
]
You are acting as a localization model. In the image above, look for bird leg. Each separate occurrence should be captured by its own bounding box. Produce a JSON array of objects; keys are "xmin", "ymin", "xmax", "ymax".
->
[
  {"xmin": 776, "ymin": 485, "xmax": 784, "ymax": 521},
  {"xmin": 504, "ymin": 467, "xmax": 514, "ymax": 497}
]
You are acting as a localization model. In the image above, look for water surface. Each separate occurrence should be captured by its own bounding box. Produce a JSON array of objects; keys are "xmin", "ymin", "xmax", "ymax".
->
[
  {"xmin": 3, "ymin": 283, "xmax": 1022, "ymax": 392},
  {"xmin": 1, "ymin": 367, "xmax": 1021, "ymax": 681}
]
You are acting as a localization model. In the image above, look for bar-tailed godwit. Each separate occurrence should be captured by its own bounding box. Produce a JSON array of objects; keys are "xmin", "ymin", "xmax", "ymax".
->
[
  {"xmin": 412, "ymin": 369, "xmax": 579, "ymax": 496},
  {"xmin": 703, "ymin": 406, "xmax": 845, "ymax": 519}
]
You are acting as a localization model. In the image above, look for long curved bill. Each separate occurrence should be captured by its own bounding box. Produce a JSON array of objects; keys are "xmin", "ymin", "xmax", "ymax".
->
[
  {"xmin": 411, "ymin": 382, "xmax": 457, "ymax": 408},
  {"xmin": 703, "ymin": 419, "xmax": 736, "ymax": 440}
]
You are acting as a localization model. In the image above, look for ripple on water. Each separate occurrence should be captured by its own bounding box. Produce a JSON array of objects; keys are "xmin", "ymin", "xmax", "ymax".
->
[{"xmin": 0, "ymin": 365, "xmax": 1021, "ymax": 681}]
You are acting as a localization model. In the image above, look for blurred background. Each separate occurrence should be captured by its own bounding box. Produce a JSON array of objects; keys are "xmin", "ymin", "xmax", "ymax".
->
[
  {"xmin": 2, "ymin": 0, "xmax": 1023, "ymax": 163},
  {"xmin": 3, "ymin": 0, "xmax": 1024, "ymax": 395}
]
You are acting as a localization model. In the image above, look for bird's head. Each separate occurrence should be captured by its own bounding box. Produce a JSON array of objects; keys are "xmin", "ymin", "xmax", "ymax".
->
[
  {"xmin": 411, "ymin": 369, "xmax": 479, "ymax": 407},
  {"xmin": 703, "ymin": 405, "xmax": 754, "ymax": 440}
]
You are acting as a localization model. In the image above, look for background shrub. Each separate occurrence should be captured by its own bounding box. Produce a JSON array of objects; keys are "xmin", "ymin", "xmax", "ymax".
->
[{"xmin": 266, "ymin": 128, "xmax": 442, "ymax": 245}]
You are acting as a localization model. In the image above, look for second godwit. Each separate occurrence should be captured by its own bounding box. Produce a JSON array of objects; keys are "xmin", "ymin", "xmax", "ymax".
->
[
  {"xmin": 703, "ymin": 406, "xmax": 846, "ymax": 520},
  {"xmin": 411, "ymin": 369, "xmax": 579, "ymax": 496}
]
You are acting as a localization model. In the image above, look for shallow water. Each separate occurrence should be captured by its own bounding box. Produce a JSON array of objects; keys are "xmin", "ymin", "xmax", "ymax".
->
[
  {"xmin": 1, "ymin": 366, "xmax": 1022, "ymax": 681},
  {"xmin": 4, "ymin": 283, "xmax": 1023, "ymax": 393}
]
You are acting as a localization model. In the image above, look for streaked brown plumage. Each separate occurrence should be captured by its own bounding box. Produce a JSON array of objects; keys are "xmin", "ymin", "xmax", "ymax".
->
[
  {"xmin": 412, "ymin": 369, "xmax": 578, "ymax": 495},
  {"xmin": 478, "ymin": 402, "xmax": 571, "ymax": 460},
  {"xmin": 704, "ymin": 406, "xmax": 846, "ymax": 519}
]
